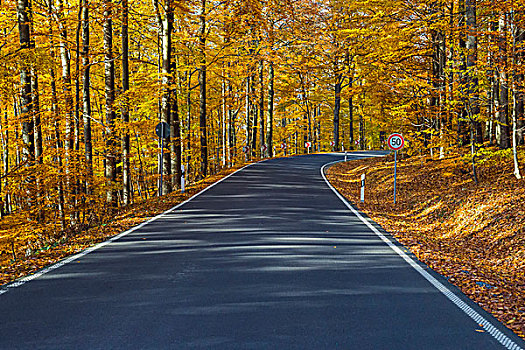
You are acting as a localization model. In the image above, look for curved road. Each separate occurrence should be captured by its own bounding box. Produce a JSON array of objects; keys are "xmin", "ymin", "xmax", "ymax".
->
[{"xmin": 1, "ymin": 152, "xmax": 524, "ymax": 349}]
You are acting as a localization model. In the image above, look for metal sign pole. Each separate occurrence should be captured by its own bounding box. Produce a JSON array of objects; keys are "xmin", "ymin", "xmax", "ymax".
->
[{"xmin": 394, "ymin": 150, "xmax": 397, "ymax": 204}]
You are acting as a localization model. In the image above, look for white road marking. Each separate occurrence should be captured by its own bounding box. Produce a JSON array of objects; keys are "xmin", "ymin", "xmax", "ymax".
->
[
  {"xmin": 321, "ymin": 159, "xmax": 523, "ymax": 350},
  {"xmin": 0, "ymin": 164, "xmax": 252, "ymax": 296}
]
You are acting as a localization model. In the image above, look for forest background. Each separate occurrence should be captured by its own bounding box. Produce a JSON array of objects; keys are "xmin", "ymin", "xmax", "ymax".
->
[{"xmin": 2, "ymin": 0, "xmax": 524, "ymax": 298}]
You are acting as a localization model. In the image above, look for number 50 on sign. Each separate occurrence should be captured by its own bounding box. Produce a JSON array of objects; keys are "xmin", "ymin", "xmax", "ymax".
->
[{"xmin": 387, "ymin": 133, "xmax": 404, "ymax": 151}]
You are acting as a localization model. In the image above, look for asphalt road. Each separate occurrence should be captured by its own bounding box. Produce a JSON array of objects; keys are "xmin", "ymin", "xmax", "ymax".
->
[{"xmin": 1, "ymin": 152, "xmax": 524, "ymax": 349}]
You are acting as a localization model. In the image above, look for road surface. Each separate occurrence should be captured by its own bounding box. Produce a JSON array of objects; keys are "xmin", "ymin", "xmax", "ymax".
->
[{"xmin": 1, "ymin": 152, "xmax": 524, "ymax": 349}]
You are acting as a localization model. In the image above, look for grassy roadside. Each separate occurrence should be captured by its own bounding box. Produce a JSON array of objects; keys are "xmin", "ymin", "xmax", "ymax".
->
[
  {"xmin": 326, "ymin": 149, "xmax": 525, "ymax": 339},
  {"xmin": 0, "ymin": 164, "xmax": 246, "ymax": 287}
]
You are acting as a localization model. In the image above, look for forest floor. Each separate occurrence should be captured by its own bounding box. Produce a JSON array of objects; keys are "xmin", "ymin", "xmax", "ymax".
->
[
  {"xmin": 0, "ymin": 165, "xmax": 244, "ymax": 288},
  {"xmin": 326, "ymin": 147, "xmax": 525, "ymax": 340}
]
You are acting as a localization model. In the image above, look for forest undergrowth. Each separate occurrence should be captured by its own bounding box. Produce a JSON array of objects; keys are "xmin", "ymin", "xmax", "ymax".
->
[
  {"xmin": 327, "ymin": 148, "xmax": 525, "ymax": 339},
  {"xmin": 0, "ymin": 165, "xmax": 244, "ymax": 288}
]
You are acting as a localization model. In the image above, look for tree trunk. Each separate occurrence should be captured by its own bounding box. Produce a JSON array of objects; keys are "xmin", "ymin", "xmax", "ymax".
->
[
  {"xmin": 17, "ymin": 0, "xmax": 35, "ymax": 213},
  {"xmin": 103, "ymin": 0, "xmax": 117, "ymax": 206},
  {"xmin": 48, "ymin": 0, "xmax": 65, "ymax": 228},
  {"xmin": 81, "ymin": 0, "xmax": 92, "ymax": 196},
  {"xmin": 498, "ymin": 12, "xmax": 511, "ymax": 149},
  {"xmin": 465, "ymin": 0, "xmax": 481, "ymax": 144},
  {"xmin": 198, "ymin": 0, "xmax": 207, "ymax": 178},
  {"xmin": 250, "ymin": 74, "xmax": 257, "ymax": 158},
  {"xmin": 17, "ymin": 0, "xmax": 34, "ymax": 167},
  {"xmin": 245, "ymin": 76, "xmax": 251, "ymax": 161},
  {"xmin": 171, "ymin": 58, "xmax": 182, "ymax": 189},
  {"xmin": 158, "ymin": 0, "xmax": 173, "ymax": 194},
  {"xmin": 266, "ymin": 62, "xmax": 274, "ymax": 158},
  {"xmin": 333, "ymin": 69, "xmax": 342, "ymax": 151},
  {"xmin": 258, "ymin": 60, "xmax": 265, "ymax": 157},
  {"xmin": 121, "ymin": 0, "xmax": 131, "ymax": 203},
  {"xmin": 457, "ymin": 0, "xmax": 469, "ymax": 146},
  {"xmin": 513, "ymin": 14, "xmax": 525, "ymax": 146},
  {"xmin": 512, "ymin": 11, "xmax": 523, "ymax": 179}
]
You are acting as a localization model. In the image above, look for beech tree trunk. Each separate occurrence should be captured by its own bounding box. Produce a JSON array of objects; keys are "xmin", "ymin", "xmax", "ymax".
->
[
  {"xmin": 103, "ymin": 0, "xmax": 117, "ymax": 206},
  {"xmin": 158, "ymin": 0, "xmax": 173, "ymax": 194},
  {"xmin": 48, "ymin": 0, "xmax": 65, "ymax": 228},
  {"xmin": 122, "ymin": 0, "xmax": 131, "ymax": 203},
  {"xmin": 82, "ymin": 0, "xmax": 92, "ymax": 194},
  {"xmin": 18, "ymin": 0, "xmax": 34, "ymax": 166},
  {"xmin": 266, "ymin": 62, "xmax": 274, "ymax": 158},
  {"xmin": 171, "ymin": 56, "xmax": 182, "ymax": 189},
  {"xmin": 498, "ymin": 12, "xmax": 511, "ymax": 149},
  {"xmin": 512, "ymin": 12, "xmax": 523, "ymax": 179},
  {"xmin": 245, "ymin": 76, "xmax": 251, "ymax": 161},
  {"xmin": 198, "ymin": 0, "xmax": 208, "ymax": 178},
  {"xmin": 333, "ymin": 68, "xmax": 342, "ymax": 151},
  {"xmin": 258, "ymin": 60, "xmax": 265, "ymax": 157}
]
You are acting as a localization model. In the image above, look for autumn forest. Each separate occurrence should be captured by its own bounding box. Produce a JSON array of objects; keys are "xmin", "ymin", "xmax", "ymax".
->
[{"xmin": 1, "ymin": 0, "xmax": 524, "ymax": 264}]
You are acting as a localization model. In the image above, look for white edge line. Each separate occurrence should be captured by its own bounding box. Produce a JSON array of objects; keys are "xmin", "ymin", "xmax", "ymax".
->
[
  {"xmin": 321, "ymin": 159, "xmax": 523, "ymax": 350},
  {"xmin": 0, "ymin": 163, "xmax": 253, "ymax": 296}
]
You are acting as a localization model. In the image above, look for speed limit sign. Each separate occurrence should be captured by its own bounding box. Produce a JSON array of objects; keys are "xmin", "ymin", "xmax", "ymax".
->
[
  {"xmin": 387, "ymin": 133, "xmax": 404, "ymax": 204},
  {"xmin": 387, "ymin": 133, "xmax": 404, "ymax": 151}
]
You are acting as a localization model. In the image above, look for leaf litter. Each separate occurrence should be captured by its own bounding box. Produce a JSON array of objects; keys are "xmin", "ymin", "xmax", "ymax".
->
[{"xmin": 326, "ymin": 150, "xmax": 525, "ymax": 340}]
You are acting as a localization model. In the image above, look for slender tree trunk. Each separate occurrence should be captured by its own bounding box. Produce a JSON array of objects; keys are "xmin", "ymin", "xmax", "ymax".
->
[
  {"xmin": 487, "ymin": 1, "xmax": 496, "ymax": 146},
  {"xmin": 266, "ymin": 62, "xmax": 274, "ymax": 158},
  {"xmin": 512, "ymin": 11, "xmax": 523, "ymax": 179},
  {"xmin": 258, "ymin": 60, "xmax": 265, "ymax": 157},
  {"xmin": 18, "ymin": 0, "xmax": 34, "ymax": 165},
  {"xmin": 466, "ymin": 0, "xmax": 481, "ymax": 144},
  {"xmin": 17, "ymin": 0, "xmax": 35, "ymax": 213},
  {"xmin": 103, "ymin": 0, "xmax": 117, "ymax": 206},
  {"xmin": 245, "ymin": 76, "xmax": 251, "ymax": 161},
  {"xmin": 48, "ymin": 0, "xmax": 65, "ymax": 228},
  {"xmin": 334, "ymin": 67, "xmax": 342, "ymax": 151},
  {"xmin": 158, "ymin": 0, "xmax": 173, "ymax": 194},
  {"xmin": 250, "ymin": 73, "xmax": 257, "ymax": 158},
  {"xmin": 170, "ymin": 55, "xmax": 182, "ymax": 189},
  {"xmin": 457, "ymin": 0, "xmax": 469, "ymax": 146},
  {"xmin": 122, "ymin": 0, "xmax": 131, "ymax": 203},
  {"xmin": 198, "ymin": 0, "xmax": 207, "ymax": 178},
  {"xmin": 513, "ymin": 14, "xmax": 525, "ymax": 146},
  {"xmin": 81, "ymin": 0, "xmax": 92, "ymax": 195},
  {"xmin": 498, "ymin": 12, "xmax": 511, "ymax": 149}
]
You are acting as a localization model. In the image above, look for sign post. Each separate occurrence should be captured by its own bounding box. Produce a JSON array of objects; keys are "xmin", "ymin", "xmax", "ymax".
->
[
  {"xmin": 155, "ymin": 122, "xmax": 170, "ymax": 196},
  {"xmin": 305, "ymin": 142, "xmax": 311, "ymax": 153},
  {"xmin": 387, "ymin": 133, "xmax": 405, "ymax": 204}
]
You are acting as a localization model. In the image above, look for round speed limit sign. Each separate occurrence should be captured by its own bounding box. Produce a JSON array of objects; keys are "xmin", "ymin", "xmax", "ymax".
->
[{"xmin": 387, "ymin": 133, "xmax": 404, "ymax": 151}]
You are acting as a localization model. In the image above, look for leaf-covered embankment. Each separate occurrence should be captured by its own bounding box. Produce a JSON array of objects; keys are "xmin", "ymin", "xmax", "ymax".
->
[{"xmin": 326, "ymin": 150, "xmax": 525, "ymax": 339}]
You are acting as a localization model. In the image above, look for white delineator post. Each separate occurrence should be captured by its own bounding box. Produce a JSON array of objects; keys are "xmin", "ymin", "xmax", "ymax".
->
[
  {"xmin": 181, "ymin": 164, "xmax": 185, "ymax": 193},
  {"xmin": 360, "ymin": 173, "xmax": 365, "ymax": 203}
]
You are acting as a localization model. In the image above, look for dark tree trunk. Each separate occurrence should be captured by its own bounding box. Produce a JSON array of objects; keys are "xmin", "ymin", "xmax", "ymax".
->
[{"xmin": 81, "ymin": 0, "xmax": 92, "ymax": 195}]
